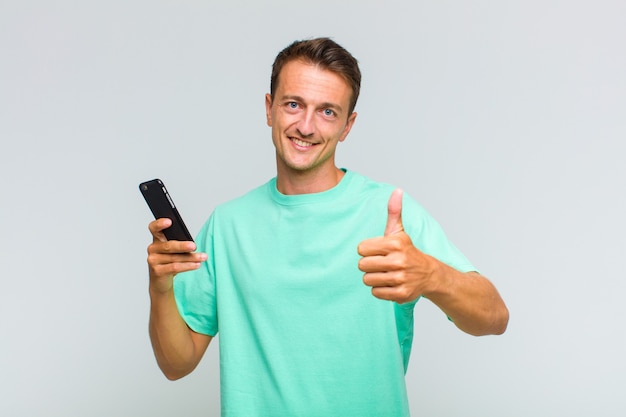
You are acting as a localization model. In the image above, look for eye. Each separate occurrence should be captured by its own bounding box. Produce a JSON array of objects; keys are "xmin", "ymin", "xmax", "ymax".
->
[
  {"xmin": 323, "ymin": 108, "xmax": 336, "ymax": 117},
  {"xmin": 288, "ymin": 101, "xmax": 299, "ymax": 109}
]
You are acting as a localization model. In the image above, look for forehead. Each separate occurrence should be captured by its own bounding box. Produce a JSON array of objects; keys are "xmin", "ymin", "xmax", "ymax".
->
[{"xmin": 275, "ymin": 60, "xmax": 352, "ymax": 107}]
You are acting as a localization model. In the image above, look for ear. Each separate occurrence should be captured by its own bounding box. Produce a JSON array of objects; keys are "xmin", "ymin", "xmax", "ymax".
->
[
  {"xmin": 338, "ymin": 112, "xmax": 357, "ymax": 142},
  {"xmin": 265, "ymin": 94, "xmax": 273, "ymax": 127}
]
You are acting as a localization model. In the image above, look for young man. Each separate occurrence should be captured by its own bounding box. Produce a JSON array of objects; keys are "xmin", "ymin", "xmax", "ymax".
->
[{"xmin": 147, "ymin": 37, "xmax": 508, "ymax": 416}]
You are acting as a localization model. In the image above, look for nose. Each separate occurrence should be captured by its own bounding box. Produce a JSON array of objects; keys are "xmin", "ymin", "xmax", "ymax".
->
[{"xmin": 296, "ymin": 109, "xmax": 315, "ymax": 138}]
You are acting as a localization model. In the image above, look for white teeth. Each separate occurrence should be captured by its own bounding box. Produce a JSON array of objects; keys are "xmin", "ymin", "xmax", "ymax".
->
[{"xmin": 292, "ymin": 138, "xmax": 314, "ymax": 147}]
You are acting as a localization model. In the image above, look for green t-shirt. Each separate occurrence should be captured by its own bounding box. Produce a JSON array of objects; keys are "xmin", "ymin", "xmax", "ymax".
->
[{"xmin": 174, "ymin": 170, "xmax": 475, "ymax": 416}]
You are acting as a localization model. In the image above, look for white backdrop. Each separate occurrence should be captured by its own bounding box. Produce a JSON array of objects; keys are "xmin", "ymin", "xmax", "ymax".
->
[{"xmin": 1, "ymin": 1, "xmax": 625, "ymax": 416}]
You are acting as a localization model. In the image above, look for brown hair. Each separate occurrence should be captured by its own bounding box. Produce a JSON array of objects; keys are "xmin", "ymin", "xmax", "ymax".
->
[{"xmin": 270, "ymin": 37, "xmax": 361, "ymax": 115}]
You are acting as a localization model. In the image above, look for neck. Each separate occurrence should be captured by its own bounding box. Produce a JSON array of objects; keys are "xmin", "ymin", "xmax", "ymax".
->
[{"xmin": 276, "ymin": 165, "xmax": 345, "ymax": 195}]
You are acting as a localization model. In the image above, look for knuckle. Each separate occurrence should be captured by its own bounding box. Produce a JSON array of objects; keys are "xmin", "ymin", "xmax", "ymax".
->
[
  {"xmin": 396, "ymin": 287, "xmax": 414, "ymax": 304},
  {"xmin": 150, "ymin": 264, "xmax": 167, "ymax": 277},
  {"xmin": 388, "ymin": 273, "xmax": 402, "ymax": 286},
  {"xmin": 158, "ymin": 264, "xmax": 178, "ymax": 277},
  {"xmin": 398, "ymin": 256, "xmax": 410, "ymax": 270},
  {"xmin": 147, "ymin": 252, "xmax": 159, "ymax": 265},
  {"xmin": 389, "ymin": 252, "xmax": 408, "ymax": 270},
  {"xmin": 371, "ymin": 287, "xmax": 383, "ymax": 299},
  {"xmin": 389, "ymin": 238, "xmax": 402, "ymax": 251},
  {"xmin": 382, "ymin": 270, "xmax": 400, "ymax": 285}
]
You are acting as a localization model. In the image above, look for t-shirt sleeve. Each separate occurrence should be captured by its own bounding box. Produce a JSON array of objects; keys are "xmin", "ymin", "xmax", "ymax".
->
[
  {"xmin": 173, "ymin": 214, "xmax": 219, "ymax": 336},
  {"xmin": 402, "ymin": 193, "xmax": 477, "ymax": 274}
]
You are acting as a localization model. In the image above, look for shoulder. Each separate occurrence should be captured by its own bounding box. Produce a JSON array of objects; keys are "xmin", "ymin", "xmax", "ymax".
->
[
  {"xmin": 193, "ymin": 180, "xmax": 273, "ymax": 240},
  {"xmin": 213, "ymin": 180, "xmax": 273, "ymax": 216},
  {"xmin": 346, "ymin": 170, "xmax": 427, "ymax": 213},
  {"xmin": 209, "ymin": 180, "xmax": 273, "ymax": 226},
  {"xmin": 343, "ymin": 170, "xmax": 395, "ymax": 202}
]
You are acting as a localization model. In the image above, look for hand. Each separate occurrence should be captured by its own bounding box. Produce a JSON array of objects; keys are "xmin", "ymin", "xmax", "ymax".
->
[
  {"xmin": 147, "ymin": 218, "xmax": 207, "ymax": 294},
  {"xmin": 357, "ymin": 189, "xmax": 439, "ymax": 304}
]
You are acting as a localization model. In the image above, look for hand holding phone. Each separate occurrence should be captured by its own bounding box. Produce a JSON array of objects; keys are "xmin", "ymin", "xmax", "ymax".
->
[
  {"xmin": 141, "ymin": 179, "xmax": 206, "ymax": 296},
  {"xmin": 139, "ymin": 179, "xmax": 194, "ymax": 241}
]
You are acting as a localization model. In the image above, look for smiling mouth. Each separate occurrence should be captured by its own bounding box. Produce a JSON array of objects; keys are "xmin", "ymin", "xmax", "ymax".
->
[{"xmin": 290, "ymin": 137, "xmax": 316, "ymax": 148}]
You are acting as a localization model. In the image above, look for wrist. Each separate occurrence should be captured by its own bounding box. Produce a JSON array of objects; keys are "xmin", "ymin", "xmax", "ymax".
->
[{"xmin": 421, "ymin": 255, "xmax": 451, "ymax": 299}]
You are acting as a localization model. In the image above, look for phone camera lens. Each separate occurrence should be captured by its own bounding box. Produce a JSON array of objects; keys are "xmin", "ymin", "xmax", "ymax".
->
[{"xmin": 142, "ymin": 185, "xmax": 148, "ymax": 191}]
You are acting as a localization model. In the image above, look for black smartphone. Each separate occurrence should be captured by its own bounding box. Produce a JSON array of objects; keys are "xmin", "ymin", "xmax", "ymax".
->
[{"xmin": 139, "ymin": 179, "xmax": 194, "ymax": 241}]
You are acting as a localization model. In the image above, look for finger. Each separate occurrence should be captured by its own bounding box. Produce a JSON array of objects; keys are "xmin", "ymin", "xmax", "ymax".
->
[
  {"xmin": 357, "ymin": 234, "xmax": 405, "ymax": 257},
  {"xmin": 357, "ymin": 237, "xmax": 388, "ymax": 257},
  {"xmin": 362, "ymin": 271, "xmax": 403, "ymax": 287},
  {"xmin": 358, "ymin": 254, "xmax": 399, "ymax": 273},
  {"xmin": 149, "ymin": 239, "xmax": 197, "ymax": 255},
  {"xmin": 384, "ymin": 188, "xmax": 404, "ymax": 236},
  {"xmin": 150, "ymin": 259, "xmax": 204, "ymax": 279},
  {"xmin": 148, "ymin": 250, "xmax": 207, "ymax": 264},
  {"xmin": 149, "ymin": 218, "xmax": 173, "ymax": 242},
  {"xmin": 370, "ymin": 287, "xmax": 395, "ymax": 302},
  {"xmin": 147, "ymin": 251, "xmax": 207, "ymax": 280},
  {"xmin": 370, "ymin": 286, "xmax": 414, "ymax": 304}
]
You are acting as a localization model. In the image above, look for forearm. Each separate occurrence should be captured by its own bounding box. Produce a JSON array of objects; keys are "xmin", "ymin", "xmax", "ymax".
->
[
  {"xmin": 149, "ymin": 288, "xmax": 210, "ymax": 380},
  {"xmin": 424, "ymin": 261, "xmax": 509, "ymax": 336}
]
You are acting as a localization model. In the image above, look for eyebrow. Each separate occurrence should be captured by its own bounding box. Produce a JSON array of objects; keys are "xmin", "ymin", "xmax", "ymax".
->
[{"xmin": 281, "ymin": 95, "xmax": 344, "ymax": 114}]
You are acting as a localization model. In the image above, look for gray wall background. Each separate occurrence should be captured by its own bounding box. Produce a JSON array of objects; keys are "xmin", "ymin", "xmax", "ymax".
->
[{"xmin": 1, "ymin": 1, "xmax": 624, "ymax": 416}]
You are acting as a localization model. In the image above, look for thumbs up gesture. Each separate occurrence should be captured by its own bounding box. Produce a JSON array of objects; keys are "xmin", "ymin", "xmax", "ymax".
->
[{"xmin": 357, "ymin": 189, "xmax": 438, "ymax": 304}]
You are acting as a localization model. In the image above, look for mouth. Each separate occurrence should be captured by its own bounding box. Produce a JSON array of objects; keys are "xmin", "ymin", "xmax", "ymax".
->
[{"xmin": 289, "ymin": 137, "xmax": 316, "ymax": 148}]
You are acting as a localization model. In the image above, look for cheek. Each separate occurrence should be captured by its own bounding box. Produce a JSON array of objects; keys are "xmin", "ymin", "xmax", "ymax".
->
[
  {"xmin": 278, "ymin": 114, "xmax": 302, "ymax": 132},
  {"xmin": 323, "ymin": 124, "xmax": 346, "ymax": 142}
]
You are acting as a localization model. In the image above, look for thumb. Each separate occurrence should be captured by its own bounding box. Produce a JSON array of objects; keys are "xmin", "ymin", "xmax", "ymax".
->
[{"xmin": 384, "ymin": 188, "xmax": 404, "ymax": 236}]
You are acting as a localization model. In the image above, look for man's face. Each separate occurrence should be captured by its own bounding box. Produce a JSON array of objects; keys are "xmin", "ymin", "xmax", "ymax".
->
[{"xmin": 265, "ymin": 60, "xmax": 356, "ymax": 178}]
